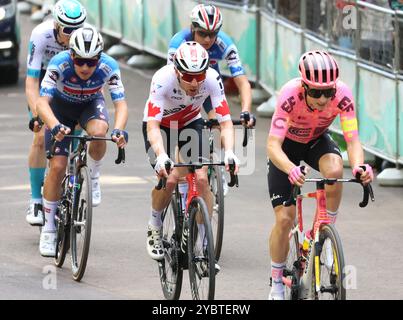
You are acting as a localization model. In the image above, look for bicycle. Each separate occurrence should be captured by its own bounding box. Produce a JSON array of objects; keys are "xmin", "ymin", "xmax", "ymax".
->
[
  {"xmin": 50, "ymin": 135, "xmax": 125, "ymax": 281},
  {"xmin": 280, "ymin": 168, "xmax": 375, "ymax": 300},
  {"xmin": 156, "ymin": 161, "xmax": 238, "ymax": 300},
  {"xmin": 203, "ymin": 118, "xmax": 254, "ymax": 262}
]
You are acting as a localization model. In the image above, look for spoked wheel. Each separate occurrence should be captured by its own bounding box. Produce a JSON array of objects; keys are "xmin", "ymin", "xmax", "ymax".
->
[
  {"xmin": 317, "ymin": 224, "xmax": 346, "ymax": 300},
  {"xmin": 284, "ymin": 225, "xmax": 301, "ymax": 300},
  {"xmin": 70, "ymin": 166, "xmax": 92, "ymax": 282},
  {"xmin": 188, "ymin": 197, "xmax": 215, "ymax": 300},
  {"xmin": 209, "ymin": 165, "xmax": 224, "ymax": 262},
  {"xmin": 54, "ymin": 176, "xmax": 71, "ymax": 268},
  {"xmin": 158, "ymin": 194, "xmax": 183, "ymax": 300}
]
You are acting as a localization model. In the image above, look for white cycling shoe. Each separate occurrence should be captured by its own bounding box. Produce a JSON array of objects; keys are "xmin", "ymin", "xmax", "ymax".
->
[
  {"xmin": 39, "ymin": 231, "xmax": 56, "ymax": 257},
  {"xmin": 26, "ymin": 203, "xmax": 44, "ymax": 226},
  {"xmin": 92, "ymin": 177, "xmax": 101, "ymax": 207},
  {"xmin": 147, "ymin": 224, "xmax": 164, "ymax": 261},
  {"xmin": 268, "ymin": 290, "xmax": 285, "ymax": 300}
]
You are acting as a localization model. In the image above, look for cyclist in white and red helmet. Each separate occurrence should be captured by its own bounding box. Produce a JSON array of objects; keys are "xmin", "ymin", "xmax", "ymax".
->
[
  {"xmin": 143, "ymin": 41, "xmax": 239, "ymax": 262},
  {"xmin": 266, "ymin": 50, "xmax": 374, "ymax": 300},
  {"xmin": 167, "ymin": 4, "xmax": 254, "ymax": 128}
]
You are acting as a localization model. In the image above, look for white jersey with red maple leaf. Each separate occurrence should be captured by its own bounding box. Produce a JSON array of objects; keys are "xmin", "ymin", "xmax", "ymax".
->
[{"xmin": 143, "ymin": 64, "xmax": 231, "ymax": 129}]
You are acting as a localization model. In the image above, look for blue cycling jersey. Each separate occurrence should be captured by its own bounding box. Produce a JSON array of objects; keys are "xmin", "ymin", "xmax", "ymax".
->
[
  {"xmin": 40, "ymin": 51, "xmax": 125, "ymax": 103},
  {"xmin": 167, "ymin": 28, "xmax": 245, "ymax": 77}
]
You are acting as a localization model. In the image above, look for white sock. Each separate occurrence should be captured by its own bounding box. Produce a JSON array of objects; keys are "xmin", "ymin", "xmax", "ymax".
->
[
  {"xmin": 88, "ymin": 155, "xmax": 102, "ymax": 179},
  {"xmin": 42, "ymin": 199, "xmax": 57, "ymax": 233},
  {"xmin": 149, "ymin": 208, "xmax": 163, "ymax": 228},
  {"xmin": 178, "ymin": 182, "xmax": 188, "ymax": 211},
  {"xmin": 327, "ymin": 210, "xmax": 338, "ymax": 224},
  {"xmin": 271, "ymin": 261, "xmax": 286, "ymax": 293}
]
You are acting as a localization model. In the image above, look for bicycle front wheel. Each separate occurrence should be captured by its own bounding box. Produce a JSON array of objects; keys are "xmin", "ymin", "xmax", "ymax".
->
[
  {"xmin": 209, "ymin": 165, "xmax": 224, "ymax": 262},
  {"xmin": 70, "ymin": 166, "xmax": 92, "ymax": 282},
  {"xmin": 187, "ymin": 197, "xmax": 215, "ymax": 300},
  {"xmin": 284, "ymin": 225, "xmax": 301, "ymax": 300},
  {"xmin": 159, "ymin": 193, "xmax": 183, "ymax": 300},
  {"xmin": 317, "ymin": 224, "xmax": 346, "ymax": 300}
]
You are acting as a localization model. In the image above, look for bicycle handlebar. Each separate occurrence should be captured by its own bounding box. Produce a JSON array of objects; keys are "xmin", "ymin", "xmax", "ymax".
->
[
  {"xmin": 283, "ymin": 171, "xmax": 375, "ymax": 208},
  {"xmin": 202, "ymin": 119, "xmax": 255, "ymax": 147},
  {"xmin": 48, "ymin": 135, "xmax": 125, "ymax": 164},
  {"xmin": 155, "ymin": 161, "xmax": 239, "ymax": 190}
]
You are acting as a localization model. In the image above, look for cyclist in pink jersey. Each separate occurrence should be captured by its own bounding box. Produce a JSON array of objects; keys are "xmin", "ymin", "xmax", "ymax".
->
[{"xmin": 266, "ymin": 50, "xmax": 374, "ymax": 300}]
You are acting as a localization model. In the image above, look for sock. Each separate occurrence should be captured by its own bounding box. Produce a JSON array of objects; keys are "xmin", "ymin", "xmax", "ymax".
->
[
  {"xmin": 72, "ymin": 128, "xmax": 83, "ymax": 151},
  {"xmin": 149, "ymin": 208, "xmax": 163, "ymax": 228},
  {"xmin": 327, "ymin": 210, "xmax": 338, "ymax": 224},
  {"xmin": 197, "ymin": 223, "xmax": 206, "ymax": 249},
  {"xmin": 31, "ymin": 198, "xmax": 42, "ymax": 205},
  {"xmin": 42, "ymin": 199, "xmax": 57, "ymax": 233},
  {"xmin": 88, "ymin": 155, "xmax": 102, "ymax": 179},
  {"xmin": 29, "ymin": 168, "xmax": 46, "ymax": 200},
  {"xmin": 271, "ymin": 261, "xmax": 286, "ymax": 293},
  {"xmin": 178, "ymin": 182, "xmax": 188, "ymax": 212}
]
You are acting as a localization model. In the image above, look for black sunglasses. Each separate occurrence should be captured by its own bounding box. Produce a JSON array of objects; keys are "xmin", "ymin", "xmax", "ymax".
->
[
  {"xmin": 73, "ymin": 57, "xmax": 99, "ymax": 67},
  {"xmin": 304, "ymin": 84, "xmax": 336, "ymax": 99},
  {"xmin": 58, "ymin": 25, "xmax": 78, "ymax": 36},
  {"xmin": 196, "ymin": 29, "xmax": 219, "ymax": 38}
]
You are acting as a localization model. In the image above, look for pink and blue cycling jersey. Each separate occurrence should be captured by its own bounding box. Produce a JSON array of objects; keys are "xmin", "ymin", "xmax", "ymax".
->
[{"xmin": 269, "ymin": 78, "xmax": 359, "ymax": 144}]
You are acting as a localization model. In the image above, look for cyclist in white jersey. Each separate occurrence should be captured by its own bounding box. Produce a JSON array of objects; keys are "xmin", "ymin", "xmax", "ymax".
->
[
  {"xmin": 142, "ymin": 42, "xmax": 240, "ymax": 261},
  {"xmin": 25, "ymin": 0, "xmax": 87, "ymax": 227}
]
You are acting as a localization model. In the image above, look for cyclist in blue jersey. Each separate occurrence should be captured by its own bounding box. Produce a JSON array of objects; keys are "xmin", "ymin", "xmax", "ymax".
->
[
  {"xmin": 168, "ymin": 4, "xmax": 254, "ymax": 128},
  {"xmin": 25, "ymin": 0, "xmax": 87, "ymax": 227},
  {"xmin": 36, "ymin": 26, "xmax": 129, "ymax": 257}
]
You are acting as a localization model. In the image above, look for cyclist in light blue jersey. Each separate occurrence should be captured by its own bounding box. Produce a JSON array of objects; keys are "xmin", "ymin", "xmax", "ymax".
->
[
  {"xmin": 36, "ymin": 26, "xmax": 129, "ymax": 257},
  {"xmin": 25, "ymin": 0, "xmax": 87, "ymax": 227},
  {"xmin": 167, "ymin": 4, "xmax": 254, "ymax": 128}
]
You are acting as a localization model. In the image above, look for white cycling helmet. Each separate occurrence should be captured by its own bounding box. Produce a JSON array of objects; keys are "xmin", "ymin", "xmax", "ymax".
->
[
  {"xmin": 174, "ymin": 41, "xmax": 209, "ymax": 73},
  {"xmin": 190, "ymin": 4, "xmax": 222, "ymax": 32},
  {"xmin": 53, "ymin": 0, "xmax": 87, "ymax": 28},
  {"xmin": 69, "ymin": 25, "xmax": 104, "ymax": 58}
]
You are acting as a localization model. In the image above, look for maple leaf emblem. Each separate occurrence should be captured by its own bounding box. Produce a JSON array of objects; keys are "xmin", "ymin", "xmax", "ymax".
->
[
  {"xmin": 215, "ymin": 100, "xmax": 230, "ymax": 117},
  {"xmin": 148, "ymin": 101, "xmax": 161, "ymax": 117}
]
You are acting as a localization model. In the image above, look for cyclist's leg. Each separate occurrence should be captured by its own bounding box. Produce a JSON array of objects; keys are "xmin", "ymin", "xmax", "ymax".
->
[
  {"xmin": 305, "ymin": 132, "xmax": 343, "ymax": 223},
  {"xmin": 27, "ymin": 108, "xmax": 46, "ymax": 224},
  {"xmin": 79, "ymin": 98, "xmax": 110, "ymax": 207}
]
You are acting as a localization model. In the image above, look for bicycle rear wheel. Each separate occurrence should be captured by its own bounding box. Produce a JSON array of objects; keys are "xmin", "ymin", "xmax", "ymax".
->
[
  {"xmin": 54, "ymin": 176, "xmax": 71, "ymax": 268},
  {"xmin": 70, "ymin": 166, "xmax": 92, "ymax": 282},
  {"xmin": 284, "ymin": 225, "xmax": 301, "ymax": 300},
  {"xmin": 209, "ymin": 165, "xmax": 224, "ymax": 262},
  {"xmin": 188, "ymin": 197, "xmax": 215, "ymax": 300},
  {"xmin": 158, "ymin": 193, "xmax": 183, "ymax": 300},
  {"xmin": 317, "ymin": 224, "xmax": 346, "ymax": 300}
]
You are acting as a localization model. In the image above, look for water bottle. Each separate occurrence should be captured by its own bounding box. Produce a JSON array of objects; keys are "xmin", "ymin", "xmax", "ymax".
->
[
  {"xmin": 302, "ymin": 230, "xmax": 312, "ymax": 256},
  {"xmin": 69, "ymin": 175, "xmax": 74, "ymax": 188}
]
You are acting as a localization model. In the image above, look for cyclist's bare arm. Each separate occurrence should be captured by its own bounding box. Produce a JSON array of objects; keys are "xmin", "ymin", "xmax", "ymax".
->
[
  {"xmin": 267, "ymin": 134, "xmax": 296, "ymax": 175},
  {"xmin": 112, "ymin": 99, "xmax": 129, "ymax": 131},
  {"xmin": 36, "ymin": 96, "xmax": 59, "ymax": 130},
  {"xmin": 233, "ymin": 74, "xmax": 252, "ymax": 113},
  {"xmin": 147, "ymin": 120, "xmax": 166, "ymax": 158},
  {"xmin": 26, "ymin": 76, "xmax": 40, "ymax": 115},
  {"xmin": 346, "ymin": 138, "xmax": 364, "ymax": 168},
  {"xmin": 219, "ymin": 119, "xmax": 235, "ymax": 153}
]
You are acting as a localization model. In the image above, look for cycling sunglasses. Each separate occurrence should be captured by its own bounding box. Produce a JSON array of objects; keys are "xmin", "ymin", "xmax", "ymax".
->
[
  {"xmin": 304, "ymin": 84, "xmax": 337, "ymax": 99},
  {"xmin": 59, "ymin": 26, "xmax": 78, "ymax": 36},
  {"xmin": 73, "ymin": 57, "xmax": 99, "ymax": 67},
  {"xmin": 196, "ymin": 29, "xmax": 219, "ymax": 39},
  {"xmin": 179, "ymin": 71, "xmax": 206, "ymax": 83}
]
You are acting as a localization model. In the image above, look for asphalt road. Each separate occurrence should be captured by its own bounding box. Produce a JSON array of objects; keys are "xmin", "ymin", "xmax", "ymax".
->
[{"xmin": 0, "ymin": 12, "xmax": 402, "ymax": 301}]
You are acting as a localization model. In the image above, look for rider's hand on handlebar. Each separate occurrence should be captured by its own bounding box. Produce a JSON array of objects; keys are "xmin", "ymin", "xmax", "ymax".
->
[
  {"xmin": 51, "ymin": 123, "xmax": 71, "ymax": 142},
  {"xmin": 224, "ymin": 150, "xmax": 240, "ymax": 174},
  {"xmin": 29, "ymin": 116, "xmax": 44, "ymax": 133},
  {"xmin": 352, "ymin": 164, "xmax": 374, "ymax": 186},
  {"xmin": 288, "ymin": 165, "xmax": 308, "ymax": 187},
  {"xmin": 240, "ymin": 111, "xmax": 256, "ymax": 128},
  {"xmin": 155, "ymin": 153, "xmax": 173, "ymax": 178},
  {"xmin": 111, "ymin": 129, "xmax": 128, "ymax": 148}
]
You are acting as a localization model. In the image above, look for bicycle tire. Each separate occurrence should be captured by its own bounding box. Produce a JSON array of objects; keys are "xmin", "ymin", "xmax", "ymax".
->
[
  {"xmin": 209, "ymin": 165, "xmax": 224, "ymax": 262},
  {"xmin": 187, "ymin": 197, "xmax": 215, "ymax": 300},
  {"xmin": 317, "ymin": 224, "xmax": 346, "ymax": 300},
  {"xmin": 284, "ymin": 226, "xmax": 301, "ymax": 300},
  {"xmin": 54, "ymin": 176, "xmax": 71, "ymax": 268},
  {"xmin": 159, "ymin": 193, "xmax": 184, "ymax": 300},
  {"xmin": 70, "ymin": 166, "xmax": 92, "ymax": 282}
]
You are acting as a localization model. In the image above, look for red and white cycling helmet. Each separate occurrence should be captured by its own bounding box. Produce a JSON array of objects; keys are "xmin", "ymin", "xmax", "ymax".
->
[
  {"xmin": 299, "ymin": 50, "xmax": 339, "ymax": 88},
  {"xmin": 174, "ymin": 41, "xmax": 209, "ymax": 74},
  {"xmin": 190, "ymin": 4, "xmax": 222, "ymax": 32}
]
